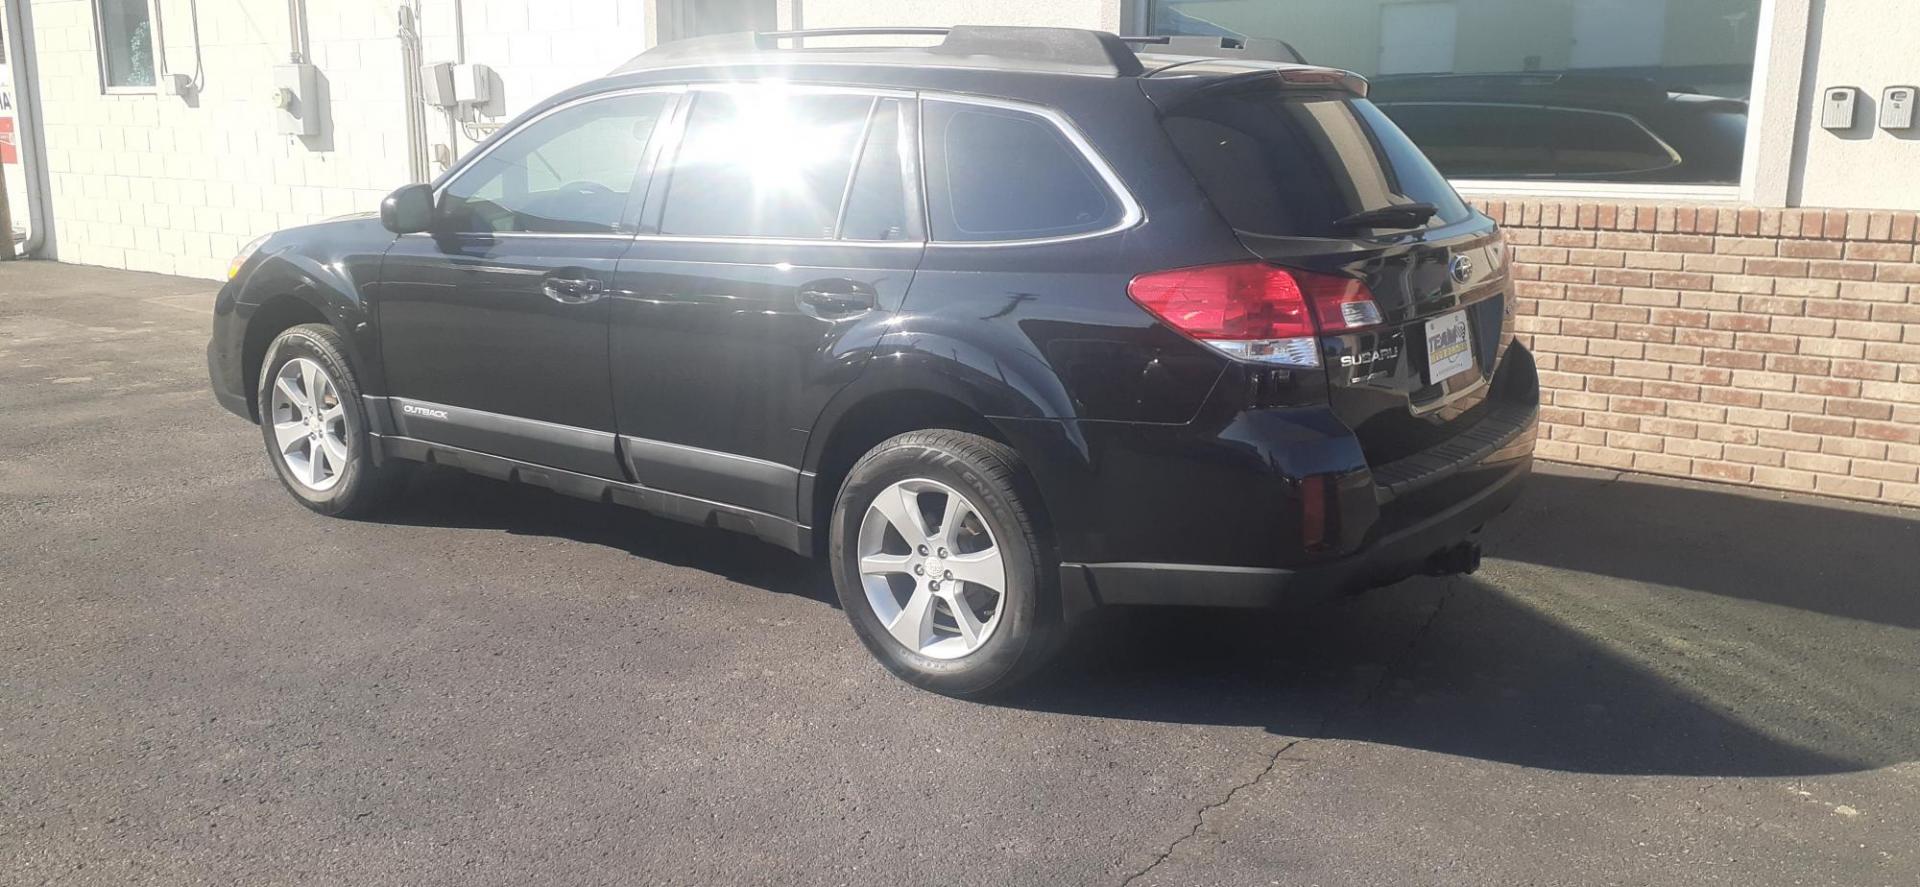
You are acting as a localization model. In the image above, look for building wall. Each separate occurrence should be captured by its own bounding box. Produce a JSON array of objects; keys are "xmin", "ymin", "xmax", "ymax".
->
[
  {"xmin": 1487, "ymin": 196, "xmax": 1920, "ymax": 506},
  {"xmin": 1159, "ymin": 0, "xmax": 1759, "ymax": 87},
  {"xmin": 1789, "ymin": 0, "xmax": 1920, "ymax": 210},
  {"xmin": 28, "ymin": 0, "xmax": 646, "ymax": 279}
]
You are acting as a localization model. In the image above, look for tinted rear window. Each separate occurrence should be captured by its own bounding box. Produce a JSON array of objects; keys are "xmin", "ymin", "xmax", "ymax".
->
[
  {"xmin": 1163, "ymin": 90, "xmax": 1472, "ymax": 238},
  {"xmin": 924, "ymin": 100, "xmax": 1123, "ymax": 242}
]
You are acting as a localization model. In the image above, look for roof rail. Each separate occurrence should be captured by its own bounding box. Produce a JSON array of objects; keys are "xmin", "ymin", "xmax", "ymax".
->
[
  {"xmin": 628, "ymin": 25, "xmax": 1147, "ymax": 76},
  {"xmin": 622, "ymin": 25, "xmax": 1317, "ymax": 78},
  {"xmin": 931, "ymin": 26, "xmax": 1144, "ymax": 76},
  {"xmin": 1119, "ymin": 35, "xmax": 1307, "ymax": 65},
  {"xmin": 760, "ymin": 27, "xmax": 951, "ymax": 46}
]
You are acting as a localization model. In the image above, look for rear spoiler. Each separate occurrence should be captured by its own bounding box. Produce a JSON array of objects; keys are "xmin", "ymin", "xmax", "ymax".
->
[
  {"xmin": 1141, "ymin": 65, "xmax": 1370, "ymax": 110},
  {"xmin": 1121, "ymin": 34, "xmax": 1308, "ymax": 66}
]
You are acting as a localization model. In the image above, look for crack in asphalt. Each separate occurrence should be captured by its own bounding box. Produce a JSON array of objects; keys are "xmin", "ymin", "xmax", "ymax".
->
[
  {"xmin": 1361, "ymin": 576, "xmax": 1458, "ymax": 708},
  {"xmin": 1119, "ymin": 576, "xmax": 1467, "ymax": 886},
  {"xmin": 1118, "ymin": 738, "xmax": 1303, "ymax": 887}
]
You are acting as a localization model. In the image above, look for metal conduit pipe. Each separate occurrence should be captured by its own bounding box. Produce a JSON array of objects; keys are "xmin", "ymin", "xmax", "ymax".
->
[
  {"xmin": 3, "ymin": 0, "xmax": 55, "ymax": 258},
  {"xmin": 398, "ymin": 4, "xmax": 431, "ymax": 182},
  {"xmin": 286, "ymin": 0, "xmax": 310, "ymax": 64}
]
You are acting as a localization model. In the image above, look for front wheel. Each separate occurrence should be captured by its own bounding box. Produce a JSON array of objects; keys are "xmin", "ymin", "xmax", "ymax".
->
[
  {"xmin": 256, "ymin": 323, "xmax": 408, "ymax": 518},
  {"xmin": 829, "ymin": 430, "xmax": 1062, "ymax": 698}
]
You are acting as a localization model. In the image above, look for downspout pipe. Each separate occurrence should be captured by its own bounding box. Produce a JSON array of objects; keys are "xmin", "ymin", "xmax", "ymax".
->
[{"xmin": 4, "ymin": 0, "xmax": 55, "ymax": 258}]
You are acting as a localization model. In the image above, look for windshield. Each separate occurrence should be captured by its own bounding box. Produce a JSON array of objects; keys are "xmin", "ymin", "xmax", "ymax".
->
[{"xmin": 1162, "ymin": 88, "xmax": 1473, "ymax": 238}]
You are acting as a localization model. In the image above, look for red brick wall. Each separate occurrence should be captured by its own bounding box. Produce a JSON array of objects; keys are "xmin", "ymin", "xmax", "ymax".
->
[{"xmin": 1469, "ymin": 198, "xmax": 1920, "ymax": 507}]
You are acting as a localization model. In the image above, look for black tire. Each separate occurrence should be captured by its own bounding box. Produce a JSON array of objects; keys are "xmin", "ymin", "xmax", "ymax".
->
[
  {"xmin": 829, "ymin": 430, "xmax": 1063, "ymax": 698},
  {"xmin": 256, "ymin": 323, "xmax": 409, "ymax": 518}
]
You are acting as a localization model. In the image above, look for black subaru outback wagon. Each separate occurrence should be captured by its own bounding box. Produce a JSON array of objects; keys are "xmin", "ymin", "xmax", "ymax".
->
[{"xmin": 208, "ymin": 27, "xmax": 1538, "ymax": 697}]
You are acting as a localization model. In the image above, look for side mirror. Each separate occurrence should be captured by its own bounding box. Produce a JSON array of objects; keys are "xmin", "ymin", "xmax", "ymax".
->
[{"xmin": 380, "ymin": 184, "xmax": 436, "ymax": 234}]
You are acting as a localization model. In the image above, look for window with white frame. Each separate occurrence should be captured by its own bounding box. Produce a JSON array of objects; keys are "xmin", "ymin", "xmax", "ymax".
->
[
  {"xmin": 1151, "ymin": 0, "xmax": 1762, "ymax": 186},
  {"xmin": 93, "ymin": 0, "xmax": 156, "ymax": 90}
]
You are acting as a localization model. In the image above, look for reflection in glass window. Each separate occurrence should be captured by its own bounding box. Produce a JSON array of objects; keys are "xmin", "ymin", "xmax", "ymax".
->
[
  {"xmin": 440, "ymin": 93, "xmax": 671, "ymax": 234},
  {"xmin": 658, "ymin": 91, "xmax": 874, "ymax": 239},
  {"xmin": 1150, "ymin": 0, "xmax": 1759, "ymax": 184},
  {"xmin": 94, "ymin": 0, "xmax": 156, "ymax": 89}
]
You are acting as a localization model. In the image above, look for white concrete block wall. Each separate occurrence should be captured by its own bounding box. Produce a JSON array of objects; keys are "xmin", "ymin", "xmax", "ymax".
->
[{"xmin": 28, "ymin": 0, "xmax": 649, "ymax": 279}]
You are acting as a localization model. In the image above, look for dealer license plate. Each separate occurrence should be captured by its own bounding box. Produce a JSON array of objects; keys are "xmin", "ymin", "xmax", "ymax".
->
[{"xmin": 1424, "ymin": 310, "xmax": 1474, "ymax": 383}]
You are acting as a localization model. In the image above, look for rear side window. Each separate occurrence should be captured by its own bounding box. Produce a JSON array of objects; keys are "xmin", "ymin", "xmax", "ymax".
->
[
  {"xmin": 838, "ymin": 99, "xmax": 914, "ymax": 242},
  {"xmin": 923, "ymin": 100, "xmax": 1123, "ymax": 242},
  {"xmin": 1162, "ymin": 90, "xmax": 1472, "ymax": 238},
  {"xmin": 658, "ymin": 91, "xmax": 874, "ymax": 239}
]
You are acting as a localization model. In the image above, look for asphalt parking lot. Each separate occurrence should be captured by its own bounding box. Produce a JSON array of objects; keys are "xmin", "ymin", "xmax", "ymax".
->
[{"xmin": 4, "ymin": 260, "xmax": 1918, "ymax": 886}]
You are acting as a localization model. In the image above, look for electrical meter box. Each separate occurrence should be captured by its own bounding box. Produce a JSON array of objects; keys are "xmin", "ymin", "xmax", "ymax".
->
[
  {"xmin": 452, "ymin": 63, "xmax": 495, "ymax": 106},
  {"xmin": 421, "ymin": 62, "xmax": 457, "ymax": 108},
  {"xmin": 272, "ymin": 63, "xmax": 320, "ymax": 136}
]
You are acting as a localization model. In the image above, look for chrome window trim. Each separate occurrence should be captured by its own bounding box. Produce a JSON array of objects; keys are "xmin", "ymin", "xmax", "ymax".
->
[
  {"xmin": 428, "ymin": 81, "xmax": 1142, "ymax": 249},
  {"xmin": 918, "ymin": 93, "xmax": 1146, "ymax": 248}
]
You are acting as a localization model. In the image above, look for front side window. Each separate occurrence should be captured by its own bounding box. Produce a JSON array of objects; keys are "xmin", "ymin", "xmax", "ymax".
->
[
  {"xmin": 657, "ymin": 90, "xmax": 875, "ymax": 239},
  {"xmin": 922, "ymin": 101, "xmax": 1123, "ymax": 242},
  {"xmin": 94, "ymin": 0, "xmax": 155, "ymax": 89},
  {"xmin": 1151, "ymin": 0, "xmax": 1760, "ymax": 185},
  {"xmin": 439, "ymin": 92, "xmax": 672, "ymax": 234}
]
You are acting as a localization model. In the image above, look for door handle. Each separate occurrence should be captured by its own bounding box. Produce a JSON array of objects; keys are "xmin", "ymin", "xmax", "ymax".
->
[
  {"xmin": 797, "ymin": 279, "xmax": 877, "ymax": 317},
  {"xmin": 543, "ymin": 274, "xmax": 607, "ymax": 304}
]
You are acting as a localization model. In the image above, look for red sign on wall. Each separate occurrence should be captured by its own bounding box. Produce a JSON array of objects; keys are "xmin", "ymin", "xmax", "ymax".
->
[{"xmin": 0, "ymin": 118, "xmax": 15, "ymax": 165}]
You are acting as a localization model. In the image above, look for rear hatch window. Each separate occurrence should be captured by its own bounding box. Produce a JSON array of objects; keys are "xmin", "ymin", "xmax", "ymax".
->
[
  {"xmin": 1158, "ymin": 84, "xmax": 1513, "ymax": 470},
  {"xmin": 1161, "ymin": 89, "xmax": 1472, "ymax": 238}
]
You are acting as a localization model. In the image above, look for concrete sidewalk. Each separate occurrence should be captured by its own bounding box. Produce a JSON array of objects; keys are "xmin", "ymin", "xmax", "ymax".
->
[{"xmin": 4, "ymin": 260, "xmax": 1918, "ymax": 887}]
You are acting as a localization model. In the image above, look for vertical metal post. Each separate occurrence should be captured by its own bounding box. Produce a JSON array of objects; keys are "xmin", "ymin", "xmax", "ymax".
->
[{"xmin": 0, "ymin": 161, "xmax": 14, "ymax": 260}]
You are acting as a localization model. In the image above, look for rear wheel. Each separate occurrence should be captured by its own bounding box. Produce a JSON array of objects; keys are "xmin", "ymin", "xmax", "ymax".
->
[
  {"xmin": 829, "ymin": 430, "xmax": 1061, "ymax": 697},
  {"xmin": 256, "ymin": 323, "xmax": 408, "ymax": 517}
]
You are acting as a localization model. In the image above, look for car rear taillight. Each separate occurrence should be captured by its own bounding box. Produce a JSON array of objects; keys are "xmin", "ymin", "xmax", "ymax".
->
[{"xmin": 1126, "ymin": 261, "xmax": 1382, "ymax": 368}]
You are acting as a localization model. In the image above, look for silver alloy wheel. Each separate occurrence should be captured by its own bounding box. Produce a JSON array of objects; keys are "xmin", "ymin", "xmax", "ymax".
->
[
  {"xmin": 268, "ymin": 357, "xmax": 349, "ymax": 492},
  {"xmin": 856, "ymin": 478, "xmax": 1009, "ymax": 660}
]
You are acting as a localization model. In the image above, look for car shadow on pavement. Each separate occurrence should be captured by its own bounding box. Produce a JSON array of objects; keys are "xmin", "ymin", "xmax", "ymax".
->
[
  {"xmin": 375, "ymin": 465, "xmax": 839, "ymax": 608},
  {"xmin": 1002, "ymin": 470, "xmax": 1920, "ymax": 779},
  {"xmin": 367, "ymin": 463, "xmax": 1918, "ymax": 779}
]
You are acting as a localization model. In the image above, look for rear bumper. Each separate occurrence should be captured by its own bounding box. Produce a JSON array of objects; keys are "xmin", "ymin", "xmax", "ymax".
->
[
  {"xmin": 1063, "ymin": 451, "xmax": 1529, "ymax": 608},
  {"xmin": 1007, "ymin": 341, "xmax": 1539, "ymax": 610}
]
